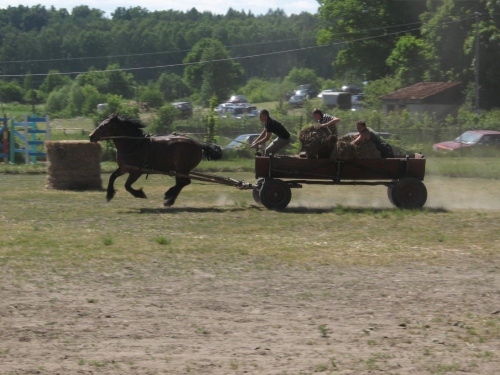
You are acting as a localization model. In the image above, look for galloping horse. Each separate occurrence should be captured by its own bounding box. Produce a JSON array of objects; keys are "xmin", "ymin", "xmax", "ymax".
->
[{"xmin": 89, "ymin": 114, "xmax": 222, "ymax": 206}]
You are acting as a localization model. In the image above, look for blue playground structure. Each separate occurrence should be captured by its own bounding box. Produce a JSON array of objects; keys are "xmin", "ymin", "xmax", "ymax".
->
[{"xmin": 0, "ymin": 114, "xmax": 50, "ymax": 164}]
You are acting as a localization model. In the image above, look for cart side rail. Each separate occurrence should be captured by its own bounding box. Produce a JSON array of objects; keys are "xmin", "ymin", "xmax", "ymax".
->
[{"xmin": 255, "ymin": 154, "xmax": 426, "ymax": 181}]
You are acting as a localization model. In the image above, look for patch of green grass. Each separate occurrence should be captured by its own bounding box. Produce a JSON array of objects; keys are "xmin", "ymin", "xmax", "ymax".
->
[
  {"xmin": 426, "ymin": 156, "xmax": 500, "ymax": 179},
  {"xmin": 102, "ymin": 237, "xmax": 114, "ymax": 246},
  {"xmin": 365, "ymin": 353, "xmax": 391, "ymax": 371},
  {"xmin": 0, "ymin": 173, "xmax": 499, "ymax": 275},
  {"xmin": 428, "ymin": 363, "xmax": 462, "ymax": 374},
  {"xmin": 154, "ymin": 237, "xmax": 171, "ymax": 245},
  {"xmin": 318, "ymin": 324, "xmax": 328, "ymax": 337}
]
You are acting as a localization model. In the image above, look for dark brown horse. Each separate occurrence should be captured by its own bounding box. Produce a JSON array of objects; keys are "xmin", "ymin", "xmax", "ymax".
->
[{"xmin": 89, "ymin": 114, "xmax": 222, "ymax": 206}]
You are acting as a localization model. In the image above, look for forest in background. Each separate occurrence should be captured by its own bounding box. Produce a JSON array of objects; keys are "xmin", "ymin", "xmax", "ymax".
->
[{"xmin": 0, "ymin": 0, "xmax": 499, "ymax": 140}]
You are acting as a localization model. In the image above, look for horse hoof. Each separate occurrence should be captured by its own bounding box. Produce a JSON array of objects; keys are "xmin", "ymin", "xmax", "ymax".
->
[{"xmin": 163, "ymin": 198, "xmax": 174, "ymax": 207}]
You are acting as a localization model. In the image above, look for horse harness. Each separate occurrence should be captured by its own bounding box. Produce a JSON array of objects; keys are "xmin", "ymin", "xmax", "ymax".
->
[{"xmin": 108, "ymin": 134, "xmax": 195, "ymax": 172}]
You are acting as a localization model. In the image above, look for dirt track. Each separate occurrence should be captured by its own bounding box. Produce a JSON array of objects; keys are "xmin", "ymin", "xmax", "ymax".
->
[
  {"xmin": 1, "ymin": 261, "xmax": 499, "ymax": 374},
  {"xmin": 1, "ymin": 174, "xmax": 499, "ymax": 374}
]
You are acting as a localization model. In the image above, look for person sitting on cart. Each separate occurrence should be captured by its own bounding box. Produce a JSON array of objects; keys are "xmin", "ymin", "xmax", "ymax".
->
[
  {"xmin": 249, "ymin": 109, "xmax": 291, "ymax": 156},
  {"xmin": 312, "ymin": 108, "xmax": 340, "ymax": 137},
  {"xmin": 352, "ymin": 120, "xmax": 394, "ymax": 158}
]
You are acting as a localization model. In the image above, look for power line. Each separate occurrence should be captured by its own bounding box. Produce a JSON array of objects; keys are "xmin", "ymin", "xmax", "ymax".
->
[
  {"xmin": 0, "ymin": 16, "xmax": 475, "ymax": 79},
  {"xmin": 0, "ymin": 20, "xmax": 425, "ymax": 65}
]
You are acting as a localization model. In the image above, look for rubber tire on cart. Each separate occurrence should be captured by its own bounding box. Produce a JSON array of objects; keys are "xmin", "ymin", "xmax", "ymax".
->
[
  {"xmin": 259, "ymin": 179, "xmax": 292, "ymax": 210},
  {"xmin": 388, "ymin": 177, "xmax": 427, "ymax": 209}
]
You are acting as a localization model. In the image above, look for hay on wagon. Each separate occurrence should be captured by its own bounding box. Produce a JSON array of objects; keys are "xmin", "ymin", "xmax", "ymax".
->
[
  {"xmin": 298, "ymin": 125, "xmax": 381, "ymax": 160},
  {"xmin": 336, "ymin": 134, "xmax": 381, "ymax": 160},
  {"xmin": 45, "ymin": 140, "xmax": 102, "ymax": 190},
  {"xmin": 298, "ymin": 125, "xmax": 337, "ymax": 159}
]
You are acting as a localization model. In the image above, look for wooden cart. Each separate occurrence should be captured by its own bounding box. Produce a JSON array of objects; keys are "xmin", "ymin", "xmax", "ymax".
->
[{"xmin": 252, "ymin": 154, "xmax": 427, "ymax": 210}]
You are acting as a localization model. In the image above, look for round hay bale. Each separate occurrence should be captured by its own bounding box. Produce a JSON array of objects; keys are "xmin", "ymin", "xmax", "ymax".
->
[
  {"xmin": 299, "ymin": 124, "xmax": 337, "ymax": 158},
  {"xmin": 337, "ymin": 134, "xmax": 381, "ymax": 160},
  {"xmin": 356, "ymin": 141, "xmax": 381, "ymax": 159},
  {"xmin": 337, "ymin": 134, "xmax": 358, "ymax": 160},
  {"xmin": 45, "ymin": 141, "xmax": 102, "ymax": 190}
]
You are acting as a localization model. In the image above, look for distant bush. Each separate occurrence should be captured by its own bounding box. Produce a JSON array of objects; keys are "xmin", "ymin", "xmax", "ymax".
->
[
  {"xmin": 0, "ymin": 80, "xmax": 24, "ymax": 103},
  {"xmin": 46, "ymin": 87, "xmax": 70, "ymax": 114},
  {"xmin": 150, "ymin": 104, "xmax": 179, "ymax": 134},
  {"xmin": 140, "ymin": 86, "xmax": 165, "ymax": 108}
]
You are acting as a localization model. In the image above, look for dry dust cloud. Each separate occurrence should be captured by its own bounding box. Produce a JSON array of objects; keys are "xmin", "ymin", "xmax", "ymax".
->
[{"xmin": 236, "ymin": 176, "xmax": 500, "ymax": 211}]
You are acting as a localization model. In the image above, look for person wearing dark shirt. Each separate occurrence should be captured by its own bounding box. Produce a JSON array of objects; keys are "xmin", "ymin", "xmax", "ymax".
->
[
  {"xmin": 312, "ymin": 108, "xmax": 340, "ymax": 137},
  {"xmin": 250, "ymin": 109, "xmax": 291, "ymax": 156},
  {"xmin": 352, "ymin": 120, "xmax": 394, "ymax": 158}
]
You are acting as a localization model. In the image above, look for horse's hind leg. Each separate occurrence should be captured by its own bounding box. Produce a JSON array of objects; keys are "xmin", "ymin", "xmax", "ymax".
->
[
  {"xmin": 125, "ymin": 171, "xmax": 147, "ymax": 199},
  {"xmin": 164, "ymin": 176, "xmax": 191, "ymax": 207},
  {"xmin": 107, "ymin": 168, "xmax": 124, "ymax": 201}
]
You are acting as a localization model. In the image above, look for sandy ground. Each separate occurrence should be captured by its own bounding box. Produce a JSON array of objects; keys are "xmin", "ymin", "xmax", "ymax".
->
[
  {"xmin": 1, "ymin": 175, "xmax": 499, "ymax": 374},
  {"xmin": 1, "ymin": 261, "xmax": 499, "ymax": 375}
]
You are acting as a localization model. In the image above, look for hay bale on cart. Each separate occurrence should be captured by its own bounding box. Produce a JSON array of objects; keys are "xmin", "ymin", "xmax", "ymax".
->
[
  {"xmin": 298, "ymin": 124, "xmax": 337, "ymax": 158},
  {"xmin": 336, "ymin": 134, "xmax": 381, "ymax": 160},
  {"xmin": 299, "ymin": 129, "xmax": 381, "ymax": 160}
]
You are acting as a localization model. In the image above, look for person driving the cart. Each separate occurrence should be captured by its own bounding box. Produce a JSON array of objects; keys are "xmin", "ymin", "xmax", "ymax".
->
[
  {"xmin": 250, "ymin": 109, "xmax": 291, "ymax": 156},
  {"xmin": 312, "ymin": 108, "xmax": 340, "ymax": 137},
  {"xmin": 352, "ymin": 120, "xmax": 394, "ymax": 158}
]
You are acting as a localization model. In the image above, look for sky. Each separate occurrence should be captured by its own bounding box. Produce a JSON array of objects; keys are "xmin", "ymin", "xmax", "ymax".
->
[{"xmin": 2, "ymin": 0, "xmax": 320, "ymax": 17}]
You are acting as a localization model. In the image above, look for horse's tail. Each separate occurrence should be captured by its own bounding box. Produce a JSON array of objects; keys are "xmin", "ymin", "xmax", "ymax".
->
[{"xmin": 200, "ymin": 142, "xmax": 222, "ymax": 161}]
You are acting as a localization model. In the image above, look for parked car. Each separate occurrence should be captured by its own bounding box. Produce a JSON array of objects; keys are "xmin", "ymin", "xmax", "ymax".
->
[
  {"xmin": 352, "ymin": 93, "xmax": 365, "ymax": 105},
  {"xmin": 433, "ymin": 130, "xmax": 500, "ymax": 152},
  {"xmin": 217, "ymin": 103, "xmax": 257, "ymax": 118},
  {"xmin": 295, "ymin": 84, "xmax": 317, "ymax": 98},
  {"xmin": 317, "ymin": 89, "xmax": 338, "ymax": 98},
  {"xmin": 341, "ymin": 85, "xmax": 362, "ymax": 94},
  {"xmin": 172, "ymin": 101, "xmax": 193, "ymax": 118},
  {"xmin": 295, "ymin": 89, "xmax": 309, "ymax": 97},
  {"xmin": 321, "ymin": 91, "xmax": 351, "ymax": 110},
  {"xmin": 289, "ymin": 94, "xmax": 307, "ymax": 107},
  {"xmin": 227, "ymin": 95, "xmax": 248, "ymax": 103},
  {"xmin": 214, "ymin": 102, "xmax": 234, "ymax": 114},
  {"xmin": 222, "ymin": 134, "xmax": 261, "ymax": 150}
]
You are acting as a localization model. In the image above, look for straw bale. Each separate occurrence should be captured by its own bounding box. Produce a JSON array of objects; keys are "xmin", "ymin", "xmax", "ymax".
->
[
  {"xmin": 45, "ymin": 141, "xmax": 102, "ymax": 190},
  {"xmin": 336, "ymin": 134, "xmax": 381, "ymax": 160},
  {"xmin": 298, "ymin": 124, "xmax": 337, "ymax": 159},
  {"xmin": 356, "ymin": 141, "xmax": 381, "ymax": 159}
]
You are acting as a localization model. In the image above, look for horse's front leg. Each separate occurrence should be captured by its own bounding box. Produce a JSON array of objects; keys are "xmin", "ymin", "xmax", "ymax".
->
[
  {"xmin": 107, "ymin": 168, "xmax": 124, "ymax": 202},
  {"xmin": 125, "ymin": 171, "xmax": 147, "ymax": 199}
]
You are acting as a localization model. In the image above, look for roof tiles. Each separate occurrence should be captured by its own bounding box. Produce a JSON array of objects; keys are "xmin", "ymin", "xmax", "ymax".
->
[{"xmin": 380, "ymin": 82, "xmax": 463, "ymax": 100}]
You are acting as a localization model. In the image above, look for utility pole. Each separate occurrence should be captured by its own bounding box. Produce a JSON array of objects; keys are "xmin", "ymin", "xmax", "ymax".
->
[{"xmin": 474, "ymin": 12, "xmax": 481, "ymax": 114}]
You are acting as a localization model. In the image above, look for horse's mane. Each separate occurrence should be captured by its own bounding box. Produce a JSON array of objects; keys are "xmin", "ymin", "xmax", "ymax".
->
[{"xmin": 115, "ymin": 116, "xmax": 147, "ymax": 137}]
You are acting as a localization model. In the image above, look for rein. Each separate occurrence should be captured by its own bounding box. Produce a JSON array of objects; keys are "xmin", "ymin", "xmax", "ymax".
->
[{"xmin": 100, "ymin": 136, "xmax": 149, "ymax": 140}]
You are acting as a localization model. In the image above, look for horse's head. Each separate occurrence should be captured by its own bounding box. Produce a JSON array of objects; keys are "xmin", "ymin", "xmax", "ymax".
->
[
  {"xmin": 89, "ymin": 114, "xmax": 147, "ymax": 142},
  {"xmin": 89, "ymin": 114, "xmax": 120, "ymax": 143}
]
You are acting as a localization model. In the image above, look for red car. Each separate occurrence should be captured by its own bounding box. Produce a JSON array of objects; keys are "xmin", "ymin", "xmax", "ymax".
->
[{"xmin": 433, "ymin": 130, "xmax": 500, "ymax": 151}]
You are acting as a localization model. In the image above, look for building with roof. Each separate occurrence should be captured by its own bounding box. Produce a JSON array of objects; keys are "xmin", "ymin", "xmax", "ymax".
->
[{"xmin": 380, "ymin": 82, "xmax": 465, "ymax": 119}]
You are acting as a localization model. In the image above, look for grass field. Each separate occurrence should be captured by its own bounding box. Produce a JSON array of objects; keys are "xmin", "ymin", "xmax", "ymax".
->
[
  {"xmin": 1, "ymin": 164, "xmax": 499, "ymax": 374},
  {"xmin": 1, "ymin": 169, "xmax": 499, "ymax": 269}
]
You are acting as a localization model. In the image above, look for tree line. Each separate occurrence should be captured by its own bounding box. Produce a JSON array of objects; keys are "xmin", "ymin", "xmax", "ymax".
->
[
  {"xmin": 0, "ymin": 5, "xmax": 333, "ymax": 93},
  {"xmin": 0, "ymin": 0, "xmax": 499, "ymax": 118}
]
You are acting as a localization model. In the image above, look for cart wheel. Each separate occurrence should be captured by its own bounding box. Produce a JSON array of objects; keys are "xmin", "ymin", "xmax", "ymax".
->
[
  {"xmin": 252, "ymin": 187, "xmax": 262, "ymax": 205},
  {"xmin": 259, "ymin": 179, "xmax": 292, "ymax": 210},
  {"xmin": 390, "ymin": 177, "xmax": 427, "ymax": 209},
  {"xmin": 386, "ymin": 180, "xmax": 397, "ymax": 206}
]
